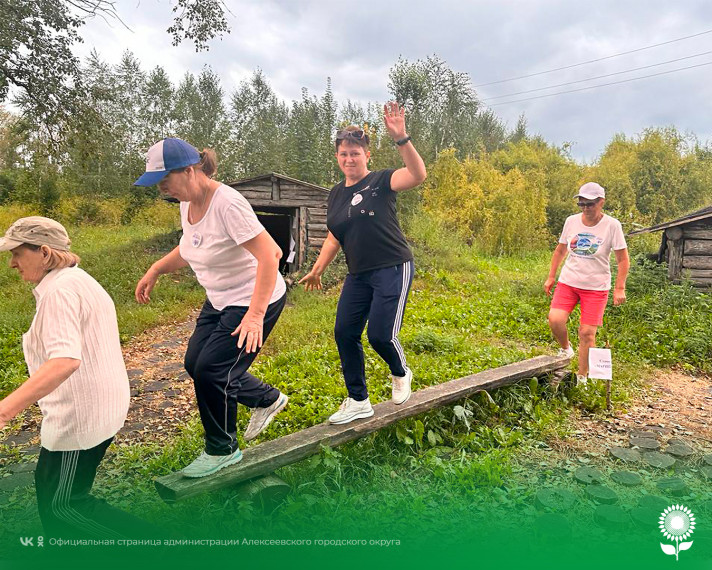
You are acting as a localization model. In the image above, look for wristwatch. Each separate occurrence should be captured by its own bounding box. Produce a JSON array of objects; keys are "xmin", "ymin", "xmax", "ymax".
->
[{"xmin": 395, "ymin": 135, "xmax": 412, "ymax": 146}]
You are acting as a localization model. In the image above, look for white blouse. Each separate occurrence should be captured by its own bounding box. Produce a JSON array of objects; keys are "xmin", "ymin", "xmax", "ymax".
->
[{"xmin": 23, "ymin": 266, "xmax": 129, "ymax": 451}]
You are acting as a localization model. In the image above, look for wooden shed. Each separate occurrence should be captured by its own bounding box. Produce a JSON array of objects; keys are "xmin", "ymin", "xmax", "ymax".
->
[
  {"xmin": 629, "ymin": 206, "xmax": 712, "ymax": 287},
  {"xmin": 225, "ymin": 173, "xmax": 330, "ymax": 274}
]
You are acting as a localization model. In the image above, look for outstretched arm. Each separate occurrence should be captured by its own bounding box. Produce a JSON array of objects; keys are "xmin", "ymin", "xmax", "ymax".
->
[
  {"xmin": 384, "ymin": 102, "xmax": 427, "ymax": 192},
  {"xmin": 135, "ymin": 246, "xmax": 189, "ymax": 304},
  {"xmin": 298, "ymin": 232, "xmax": 341, "ymax": 291}
]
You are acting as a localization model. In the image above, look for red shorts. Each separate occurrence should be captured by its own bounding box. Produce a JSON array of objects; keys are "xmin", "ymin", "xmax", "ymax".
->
[{"xmin": 550, "ymin": 282, "xmax": 609, "ymax": 326}]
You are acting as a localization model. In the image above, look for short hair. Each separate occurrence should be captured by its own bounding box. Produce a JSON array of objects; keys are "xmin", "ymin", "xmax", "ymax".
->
[{"xmin": 22, "ymin": 243, "xmax": 81, "ymax": 271}]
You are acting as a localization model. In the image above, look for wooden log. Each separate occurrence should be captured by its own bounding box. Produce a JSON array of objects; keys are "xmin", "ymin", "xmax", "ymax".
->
[
  {"xmin": 308, "ymin": 236, "xmax": 326, "ymax": 247},
  {"xmin": 682, "ymin": 255, "xmax": 712, "ymax": 270},
  {"xmin": 232, "ymin": 474, "xmax": 290, "ymax": 513},
  {"xmin": 243, "ymin": 200, "xmax": 329, "ymax": 209},
  {"xmin": 687, "ymin": 269, "xmax": 712, "ymax": 278},
  {"xmin": 684, "ymin": 239, "xmax": 712, "ymax": 255},
  {"xmin": 691, "ymin": 278, "xmax": 712, "ymax": 287},
  {"xmin": 667, "ymin": 240, "xmax": 684, "ymax": 279},
  {"xmin": 307, "ymin": 223, "xmax": 328, "ymax": 232},
  {"xmin": 683, "ymin": 227, "xmax": 712, "ymax": 239},
  {"xmin": 240, "ymin": 190, "xmax": 272, "ymax": 201},
  {"xmin": 665, "ymin": 227, "xmax": 683, "ymax": 241},
  {"xmin": 154, "ymin": 355, "xmax": 569, "ymax": 502}
]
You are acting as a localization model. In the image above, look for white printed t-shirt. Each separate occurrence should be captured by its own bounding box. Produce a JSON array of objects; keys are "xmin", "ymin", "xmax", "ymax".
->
[
  {"xmin": 179, "ymin": 184, "xmax": 286, "ymax": 309},
  {"xmin": 558, "ymin": 213, "xmax": 627, "ymax": 291},
  {"xmin": 23, "ymin": 266, "xmax": 130, "ymax": 451}
]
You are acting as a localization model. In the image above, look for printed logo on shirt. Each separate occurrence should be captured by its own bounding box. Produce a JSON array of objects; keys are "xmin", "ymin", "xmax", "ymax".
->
[
  {"xmin": 351, "ymin": 194, "xmax": 363, "ymax": 206},
  {"xmin": 569, "ymin": 232, "xmax": 603, "ymax": 256},
  {"xmin": 192, "ymin": 232, "xmax": 202, "ymax": 247}
]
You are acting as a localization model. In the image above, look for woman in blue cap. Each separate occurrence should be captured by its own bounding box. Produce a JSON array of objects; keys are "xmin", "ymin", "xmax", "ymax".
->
[{"xmin": 134, "ymin": 138, "xmax": 288, "ymax": 477}]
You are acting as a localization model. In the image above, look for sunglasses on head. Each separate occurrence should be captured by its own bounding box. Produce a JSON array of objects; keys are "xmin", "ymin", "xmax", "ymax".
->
[
  {"xmin": 336, "ymin": 129, "xmax": 366, "ymax": 141},
  {"xmin": 577, "ymin": 199, "xmax": 599, "ymax": 208}
]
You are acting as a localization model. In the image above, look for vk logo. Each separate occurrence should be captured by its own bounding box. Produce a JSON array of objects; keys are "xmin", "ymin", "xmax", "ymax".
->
[{"xmin": 20, "ymin": 537, "xmax": 34, "ymax": 546}]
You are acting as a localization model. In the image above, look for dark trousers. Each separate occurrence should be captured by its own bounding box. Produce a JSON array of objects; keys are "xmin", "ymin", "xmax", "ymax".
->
[
  {"xmin": 35, "ymin": 437, "xmax": 156, "ymax": 540},
  {"xmin": 334, "ymin": 261, "xmax": 414, "ymax": 401},
  {"xmin": 184, "ymin": 295, "xmax": 286, "ymax": 455}
]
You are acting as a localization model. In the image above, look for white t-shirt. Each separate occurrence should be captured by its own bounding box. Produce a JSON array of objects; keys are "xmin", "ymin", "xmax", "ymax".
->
[
  {"xmin": 558, "ymin": 213, "xmax": 627, "ymax": 291},
  {"xmin": 23, "ymin": 267, "xmax": 130, "ymax": 451},
  {"xmin": 179, "ymin": 184, "xmax": 286, "ymax": 309}
]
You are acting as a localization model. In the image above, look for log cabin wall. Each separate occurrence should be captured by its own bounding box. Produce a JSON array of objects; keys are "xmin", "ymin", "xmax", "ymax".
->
[
  {"xmin": 665, "ymin": 218, "xmax": 712, "ymax": 287},
  {"xmin": 227, "ymin": 174, "xmax": 330, "ymax": 273}
]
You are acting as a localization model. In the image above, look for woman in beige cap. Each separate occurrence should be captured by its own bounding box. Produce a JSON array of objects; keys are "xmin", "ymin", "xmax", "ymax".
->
[{"xmin": 0, "ymin": 216, "xmax": 151, "ymax": 539}]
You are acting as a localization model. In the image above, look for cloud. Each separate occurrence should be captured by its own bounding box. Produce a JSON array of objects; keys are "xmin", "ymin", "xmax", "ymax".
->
[{"xmin": 74, "ymin": 0, "xmax": 712, "ymax": 159}]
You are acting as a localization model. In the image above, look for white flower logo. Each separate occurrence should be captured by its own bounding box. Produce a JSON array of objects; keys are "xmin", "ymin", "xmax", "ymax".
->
[{"xmin": 659, "ymin": 505, "xmax": 695, "ymax": 560}]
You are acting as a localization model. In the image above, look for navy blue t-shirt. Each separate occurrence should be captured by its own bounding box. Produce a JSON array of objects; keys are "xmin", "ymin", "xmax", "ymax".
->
[{"xmin": 326, "ymin": 169, "xmax": 413, "ymax": 275}]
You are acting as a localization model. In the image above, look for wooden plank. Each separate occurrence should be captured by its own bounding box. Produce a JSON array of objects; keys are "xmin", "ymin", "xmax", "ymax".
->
[
  {"xmin": 155, "ymin": 355, "xmax": 569, "ymax": 502},
  {"xmin": 307, "ymin": 223, "xmax": 328, "ymax": 232},
  {"xmin": 682, "ymin": 255, "xmax": 712, "ymax": 270},
  {"xmin": 668, "ymin": 240, "xmax": 684, "ymax": 278},
  {"xmin": 691, "ymin": 278, "xmax": 712, "ymax": 287}
]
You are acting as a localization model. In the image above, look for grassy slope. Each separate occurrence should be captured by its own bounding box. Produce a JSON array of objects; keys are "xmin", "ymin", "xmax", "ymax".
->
[{"xmin": 1, "ymin": 211, "xmax": 711, "ymax": 541}]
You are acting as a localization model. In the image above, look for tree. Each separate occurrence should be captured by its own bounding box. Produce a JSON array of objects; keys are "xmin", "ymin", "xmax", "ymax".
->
[
  {"xmin": 229, "ymin": 70, "xmax": 289, "ymax": 177},
  {"xmin": 1, "ymin": 0, "xmax": 229, "ymax": 144},
  {"xmin": 387, "ymin": 55, "xmax": 482, "ymax": 162}
]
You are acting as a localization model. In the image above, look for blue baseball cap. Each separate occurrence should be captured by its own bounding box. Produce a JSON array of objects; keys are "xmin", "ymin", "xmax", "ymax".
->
[{"xmin": 133, "ymin": 138, "xmax": 201, "ymax": 186}]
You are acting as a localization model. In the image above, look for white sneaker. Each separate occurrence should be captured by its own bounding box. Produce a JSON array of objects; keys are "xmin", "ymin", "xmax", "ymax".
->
[
  {"xmin": 557, "ymin": 345, "xmax": 575, "ymax": 358},
  {"xmin": 391, "ymin": 368, "xmax": 412, "ymax": 405},
  {"xmin": 576, "ymin": 374, "xmax": 588, "ymax": 387},
  {"xmin": 328, "ymin": 397, "xmax": 374, "ymax": 425},
  {"xmin": 244, "ymin": 392, "xmax": 289, "ymax": 441},
  {"xmin": 182, "ymin": 448, "xmax": 243, "ymax": 478}
]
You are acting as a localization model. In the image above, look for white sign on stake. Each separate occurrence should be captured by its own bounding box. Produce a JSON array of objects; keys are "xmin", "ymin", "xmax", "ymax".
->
[{"xmin": 588, "ymin": 348, "xmax": 613, "ymax": 380}]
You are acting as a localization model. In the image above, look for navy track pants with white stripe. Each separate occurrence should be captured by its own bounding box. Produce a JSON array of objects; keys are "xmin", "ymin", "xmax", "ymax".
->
[
  {"xmin": 35, "ymin": 438, "xmax": 157, "ymax": 539},
  {"xmin": 334, "ymin": 261, "xmax": 414, "ymax": 401}
]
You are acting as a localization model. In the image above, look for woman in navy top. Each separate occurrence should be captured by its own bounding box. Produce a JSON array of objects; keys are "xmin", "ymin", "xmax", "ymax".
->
[{"xmin": 300, "ymin": 102, "xmax": 426, "ymax": 424}]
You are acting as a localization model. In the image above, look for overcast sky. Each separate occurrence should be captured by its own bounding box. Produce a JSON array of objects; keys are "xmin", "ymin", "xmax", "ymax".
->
[{"xmin": 76, "ymin": 0, "xmax": 712, "ymax": 161}]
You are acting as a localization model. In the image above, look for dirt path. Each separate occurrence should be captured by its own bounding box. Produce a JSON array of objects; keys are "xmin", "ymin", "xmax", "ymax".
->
[{"xmin": 551, "ymin": 370, "xmax": 712, "ymax": 455}]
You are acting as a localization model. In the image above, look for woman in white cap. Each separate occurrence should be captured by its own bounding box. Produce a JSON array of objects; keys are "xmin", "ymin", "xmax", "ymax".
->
[
  {"xmin": 299, "ymin": 102, "xmax": 426, "ymax": 424},
  {"xmin": 134, "ymin": 138, "xmax": 288, "ymax": 478},
  {"xmin": 0, "ymin": 216, "xmax": 151, "ymax": 539},
  {"xmin": 544, "ymin": 182, "xmax": 630, "ymax": 385}
]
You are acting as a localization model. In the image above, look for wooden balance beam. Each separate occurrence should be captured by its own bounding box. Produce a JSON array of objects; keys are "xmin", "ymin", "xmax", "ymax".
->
[{"xmin": 155, "ymin": 354, "xmax": 569, "ymax": 502}]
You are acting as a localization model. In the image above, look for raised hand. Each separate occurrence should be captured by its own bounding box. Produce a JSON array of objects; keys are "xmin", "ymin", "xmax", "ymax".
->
[{"xmin": 383, "ymin": 101, "xmax": 407, "ymax": 140}]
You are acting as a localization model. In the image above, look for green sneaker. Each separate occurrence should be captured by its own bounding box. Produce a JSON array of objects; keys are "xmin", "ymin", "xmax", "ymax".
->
[{"xmin": 182, "ymin": 448, "xmax": 243, "ymax": 478}]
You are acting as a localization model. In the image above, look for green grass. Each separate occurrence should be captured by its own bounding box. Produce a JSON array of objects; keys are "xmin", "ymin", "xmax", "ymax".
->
[{"xmin": 1, "ymin": 208, "xmax": 711, "ymax": 549}]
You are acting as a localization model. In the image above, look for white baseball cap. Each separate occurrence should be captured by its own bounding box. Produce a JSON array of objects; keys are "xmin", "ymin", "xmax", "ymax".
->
[{"xmin": 574, "ymin": 182, "xmax": 605, "ymax": 200}]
